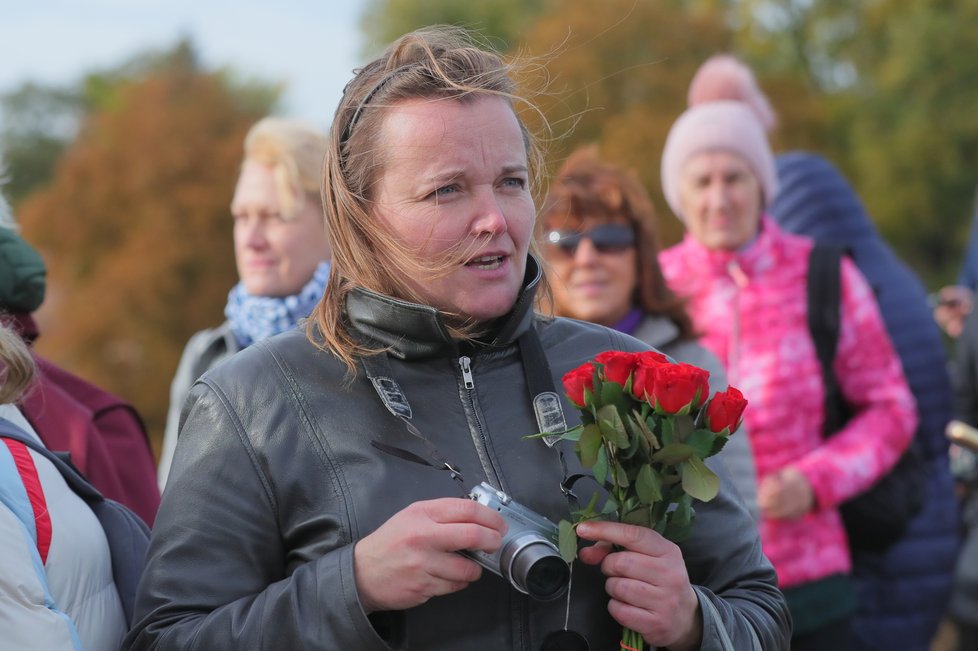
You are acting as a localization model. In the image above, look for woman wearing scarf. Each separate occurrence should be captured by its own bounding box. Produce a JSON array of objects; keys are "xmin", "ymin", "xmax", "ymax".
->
[{"xmin": 157, "ymin": 117, "xmax": 331, "ymax": 490}]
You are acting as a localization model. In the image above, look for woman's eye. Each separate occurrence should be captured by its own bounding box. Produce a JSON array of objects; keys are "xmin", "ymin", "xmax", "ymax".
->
[
  {"xmin": 501, "ymin": 177, "xmax": 527, "ymax": 189},
  {"xmin": 433, "ymin": 184, "xmax": 458, "ymax": 198}
]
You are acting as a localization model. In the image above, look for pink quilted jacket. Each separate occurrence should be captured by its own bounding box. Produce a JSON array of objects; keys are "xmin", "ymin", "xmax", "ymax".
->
[{"xmin": 660, "ymin": 217, "xmax": 917, "ymax": 589}]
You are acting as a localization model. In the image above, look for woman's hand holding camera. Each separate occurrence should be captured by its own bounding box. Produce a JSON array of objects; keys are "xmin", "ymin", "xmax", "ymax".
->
[
  {"xmin": 353, "ymin": 498, "xmax": 507, "ymax": 614},
  {"xmin": 576, "ymin": 520, "xmax": 703, "ymax": 651}
]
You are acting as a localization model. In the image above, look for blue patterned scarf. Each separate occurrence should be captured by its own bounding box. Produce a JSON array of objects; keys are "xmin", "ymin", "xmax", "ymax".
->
[{"xmin": 225, "ymin": 261, "xmax": 330, "ymax": 348}]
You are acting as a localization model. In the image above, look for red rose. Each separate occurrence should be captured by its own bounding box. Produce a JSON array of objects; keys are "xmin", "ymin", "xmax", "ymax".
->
[
  {"xmin": 705, "ymin": 387, "xmax": 748, "ymax": 434},
  {"xmin": 562, "ymin": 363, "xmax": 596, "ymax": 408},
  {"xmin": 650, "ymin": 363, "xmax": 711, "ymax": 414},
  {"xmin": 631, "ymin": 351, "xmax": 670, "ymax": 401},
  {"xmin": 594, "ymin": 351, "xmax": 639, "ymax": 387}
]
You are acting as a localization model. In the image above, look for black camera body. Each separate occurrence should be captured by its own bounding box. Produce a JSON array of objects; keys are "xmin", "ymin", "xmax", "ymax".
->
[{"xmin": 462, "ymin": 482, "xmax": 570, "ymax": 601}]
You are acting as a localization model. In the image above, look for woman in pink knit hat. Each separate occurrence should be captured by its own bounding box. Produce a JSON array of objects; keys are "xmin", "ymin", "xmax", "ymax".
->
[{"xmin": 657, "ymin": 68, "xmax": 917, "ymax": 650}]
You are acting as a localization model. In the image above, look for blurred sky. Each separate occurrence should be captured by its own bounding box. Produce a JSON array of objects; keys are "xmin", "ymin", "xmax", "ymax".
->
[{"xmin": 0, "ymin": 0, "xmax": 370, "ymax": 129}]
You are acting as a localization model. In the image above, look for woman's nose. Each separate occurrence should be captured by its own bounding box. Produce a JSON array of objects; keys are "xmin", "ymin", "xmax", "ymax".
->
[
  {"xmin": 572, "ymin": 237, "xmax": 601, "ymax": 265},
  {"xmin": 472, "ymin": 190, "xmax": 508, "ymax": 236},
  {"xmin": 705, "ymin": 181, "xmax": 729, "ymax": 211},
  {"xmin": 240, "ymin": 217, "xmax": 269, "ymax": 249}
]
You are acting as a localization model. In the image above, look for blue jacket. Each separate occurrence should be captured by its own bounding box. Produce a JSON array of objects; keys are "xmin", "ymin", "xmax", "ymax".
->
[
  {"xmin": 771, "ymin": 151, "xmax": 960, "ymax": 651},
  {"xmin": 958, "ymin": 218, "xmax": 978, "ymax": 290}
]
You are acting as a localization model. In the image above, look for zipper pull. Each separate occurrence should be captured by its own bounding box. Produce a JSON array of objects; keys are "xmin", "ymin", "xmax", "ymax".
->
[{"xmin": 459, "ymin": 356, "xmax": 475, "ymax": 389}]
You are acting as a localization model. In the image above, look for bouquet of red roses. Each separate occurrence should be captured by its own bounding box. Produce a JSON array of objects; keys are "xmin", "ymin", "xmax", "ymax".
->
[{"xmin": 555, "ymin": 350, "xmax": 747, "ymax": 651}]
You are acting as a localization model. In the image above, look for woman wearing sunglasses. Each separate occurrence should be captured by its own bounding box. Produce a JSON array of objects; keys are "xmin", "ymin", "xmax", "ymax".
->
[{"xmin": 539, "ymin": 146, "xmax": 758, "ymax": 519}]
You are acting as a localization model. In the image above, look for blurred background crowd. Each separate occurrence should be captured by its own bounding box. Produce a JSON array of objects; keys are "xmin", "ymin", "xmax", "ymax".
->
[
  {"xmin": 3, "ymin": 0, "xmax": 977, "ymax": 451},
  {"xmin": 3, "ymin": 1, "xmax": 978, "ymax": 649}
]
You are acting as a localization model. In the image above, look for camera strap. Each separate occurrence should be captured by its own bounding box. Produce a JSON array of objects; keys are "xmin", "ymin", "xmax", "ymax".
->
[
  {"xmin": 517, "ymin": 327, "xmax": 585, "ymax": 510},
  {"xmin": 359, "ymin": 325, "xmax": 580, "ymax": 507},
  {"xmin": 361, "ymin": 351, "xmax": 465, "ymax": 486}
]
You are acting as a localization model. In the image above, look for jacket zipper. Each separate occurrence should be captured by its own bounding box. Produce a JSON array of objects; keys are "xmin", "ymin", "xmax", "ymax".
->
[
  {"xmin": 459, "ymin": 356, "xmax": 475, "ymax": 389},
  {"xmin": 458, "ymin": 353, "xmax": 528, "ymax": 650},
  {"xmin": 727, "ymin": 260, "xmax": 748, "ymax": 387},
  {"xmin": 457, "ymin": 355, "xmax": 505, "ymax": 488}
]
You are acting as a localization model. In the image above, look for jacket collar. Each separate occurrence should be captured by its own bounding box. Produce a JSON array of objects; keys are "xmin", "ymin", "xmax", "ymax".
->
[
  {"xmin": 679, "ymin": 214, "xmax": 784, "ymax": 279},
  {"xmin": 345, "ymin": 256, "xmax": 542, "ymax": 360}
]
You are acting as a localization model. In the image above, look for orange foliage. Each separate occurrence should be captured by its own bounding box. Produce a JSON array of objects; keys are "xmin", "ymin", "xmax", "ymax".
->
[{"xmin": 18, "ymin": 71, "xmax": 268, "ymax": 453}]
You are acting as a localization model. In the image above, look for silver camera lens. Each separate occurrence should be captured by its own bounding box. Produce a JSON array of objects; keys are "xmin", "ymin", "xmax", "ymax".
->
[{"xmin": 501, "ymin": 533, "xmax": 570, "ymax": 601}]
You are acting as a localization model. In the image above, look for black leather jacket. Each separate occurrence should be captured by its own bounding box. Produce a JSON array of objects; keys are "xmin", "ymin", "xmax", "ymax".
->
[{"xmin": 126, "ymin": 263, "xmax": 790, "ymax": 650}]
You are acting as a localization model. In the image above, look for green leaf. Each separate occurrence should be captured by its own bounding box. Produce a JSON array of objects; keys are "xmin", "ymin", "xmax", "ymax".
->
[
  {"xmin": 636, "ymin": 463, "xmax": 663, "ymax": 504},
  {"xmin": 558, "ymin": 520, "xmax": 578, "ymax": 563},
  {"xmin": 578, "ymin": 424, "xmax": 602, "ymax": 467},
  {"xmin": 614, "ymin": 458, "xmax": 630, "ymax": 487},
  {"xmin": 651, "ymin": 442, "xmax": 695, "ymax": 465},
  {"xmin": 630, "ymin": 409, "xmax": 660, "ymax": 451},
  {"xmin": 664, "ymin": 495, "xmax": 695, "ymax": 542},
  {"xmin": 686, "ymin": 428, "xmax": 716, "ymax": 458},
  {"xmin": 675, "ymin": 414, "xmax": 695, "ymax": 441},
  {"xmin": 623, "ymin": 506, "xmax": 648, "ymax": 525},
  {"xmin": 600, "ymin": 379, "xmax": 624, "ymax": 405},
  {"xmin": 524, "ymin": 424, "xmax": 582, "ymax": 442},
  {"xmin": 659, "ymin": 417, "xmax": 675, "ymax": 445},
  {"xmin": 681, "ymin": 456, "xmax": 720, "ymax": 502},
  {"xmin": 601, "ymin": 497, "xmax": 619, "ymax": 515},
  {"xmin": 709, "ymin": 435, "xmax": 729, "ymax": 456},
  {"xmin": 596, "ymin": 404, "xmax": 629, "ymax": 448},
  {"xmin": 593, "ymin": 445, "xmax": 609, "ymax": 486}
]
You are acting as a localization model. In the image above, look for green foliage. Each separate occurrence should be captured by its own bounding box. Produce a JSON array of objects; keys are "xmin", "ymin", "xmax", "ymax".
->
[
  {"xmin": 0, "ymin": 83, "xmax": 85, "ymax": 204},
  {"xmin": 359, "ymin": 0, "xmax": 548, "ymax": 55}
]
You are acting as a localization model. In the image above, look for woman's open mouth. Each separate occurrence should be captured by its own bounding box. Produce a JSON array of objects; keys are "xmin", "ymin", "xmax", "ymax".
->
[{"xmin": 466, "ymin": 254, "xmax": 505, "ymax": 270}]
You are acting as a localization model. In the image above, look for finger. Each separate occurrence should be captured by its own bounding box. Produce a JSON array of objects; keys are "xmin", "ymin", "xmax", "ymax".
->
[
  {"xmin": 600, "ymin": 550, "xmax": 662, "ymax": 584},
  {"xmin": 576, "ymin": 520, "xmax": 666, "ymax": 556},
  {"xmin": 429, "ymin": 521, "xmax": 504, "ymax": 554},
  {"xmin": 421, "ymin": 498, "xmax": 508, "ymax": 532},
  {"xmin": 604, "ymin": 575, "xmax": 658, "ymax": 611},
  {"xmin": 607, "ymin": 598, "xmax": 663, "ymax": 644},
  {"xmin": 578, "ymin": 540, "xmax": 613, "ymax": 565},
  {"xmin": 427, "ymin": 553, "xmax": 484, "ymax": 585}
]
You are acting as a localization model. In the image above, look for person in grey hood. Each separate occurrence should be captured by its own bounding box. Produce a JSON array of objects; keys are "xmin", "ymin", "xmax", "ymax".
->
[{"xmin": 125, "ymin": 26, "xmax": 790, "ymax": 651}]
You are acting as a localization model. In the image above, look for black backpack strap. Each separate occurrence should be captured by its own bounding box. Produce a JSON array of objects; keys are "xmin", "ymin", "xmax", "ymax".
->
[{"xmin": 806, "ymin": 244, "xmax": 847, "ymax": 437}]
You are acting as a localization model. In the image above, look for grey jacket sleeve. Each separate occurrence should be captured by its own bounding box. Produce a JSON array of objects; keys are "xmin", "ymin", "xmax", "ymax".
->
[
  {"xmin": 158, "ymin": 327, "xmax": 233, "ymax": 492},
  {"xmin": 687, "ymin": 458, "xmax": 792, "ymax": 650},
  {"xmin": 668, "ymin": 340, "xmax": 759, "ymax": 521},
  {"xmin": 126, "ymin": 383, "xmax": 390, "ymax": 651}
]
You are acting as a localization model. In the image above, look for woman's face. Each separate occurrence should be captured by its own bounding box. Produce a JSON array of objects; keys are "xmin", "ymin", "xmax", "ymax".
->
[
  {"xmin": 678, "ymin": 150, "xmax": 762, "ymax": 251},
  {"xmin": 231, "ymin": 160, "xmax": 331, "ymax": 297},
  {"xmin": 371, "ymin": 96, "xmax": 535, "ymax": 321},
  {"xmin": 542, "ymin": 216, "xmax": 637, "ymax": 327}
]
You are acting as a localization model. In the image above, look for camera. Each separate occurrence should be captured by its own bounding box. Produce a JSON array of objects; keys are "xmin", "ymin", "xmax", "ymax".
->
[{"xmin": 462, "ymin": 482, "xmax": 570, "ymax": 601}]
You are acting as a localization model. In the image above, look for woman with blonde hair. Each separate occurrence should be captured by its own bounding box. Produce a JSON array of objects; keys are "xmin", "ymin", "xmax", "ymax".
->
[
  {"xmin": 158, "ymin": 116, "xmax": 332, "ymax": 489},
  {"xmin": 127, "ymin": 26, "xmax": 789, "ymax": 650}
]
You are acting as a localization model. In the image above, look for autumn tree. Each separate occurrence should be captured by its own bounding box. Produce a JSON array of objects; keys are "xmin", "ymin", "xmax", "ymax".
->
[
  {"xmin": 359, "ymin": 0, "xmax": 548, "ymax": 53},
  {"xmin": 16, "ymin": 41, "xmax": 278, "ymax": 451}
]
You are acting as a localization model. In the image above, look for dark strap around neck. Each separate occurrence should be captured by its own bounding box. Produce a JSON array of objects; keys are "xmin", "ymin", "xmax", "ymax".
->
[
  {"xmin": 517, "ymin": 328, "xmax": 568, "ymax": 444},
  {"xmin": 360, "ymin": 351, "xmax": 464, "ymax": 485}
]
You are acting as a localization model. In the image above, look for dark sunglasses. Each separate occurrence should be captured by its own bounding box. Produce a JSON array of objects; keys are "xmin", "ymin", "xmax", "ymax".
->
[{"xmin": 545, "ymin": 224, "xmax": 635, "ymax": 255}]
